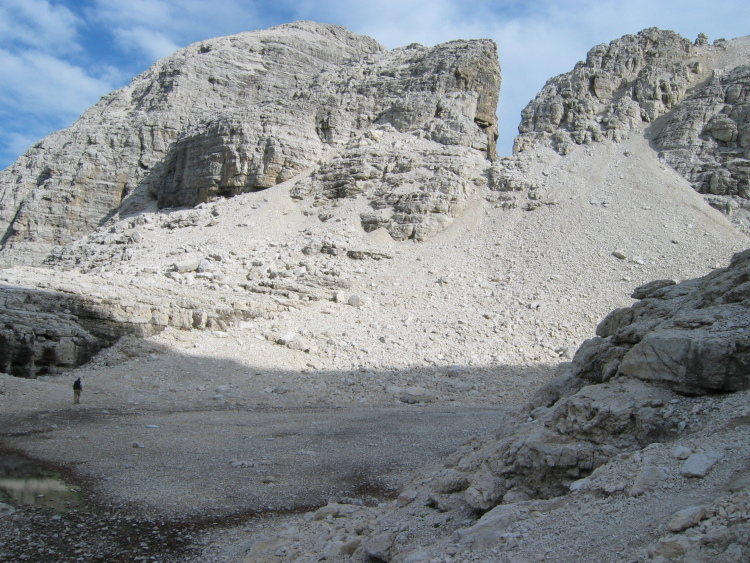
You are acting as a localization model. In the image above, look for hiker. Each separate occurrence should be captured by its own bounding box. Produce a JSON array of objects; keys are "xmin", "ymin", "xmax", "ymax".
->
[{"xmin": 73, "ymin": 377, "xmax": 83, "ymax": 404}]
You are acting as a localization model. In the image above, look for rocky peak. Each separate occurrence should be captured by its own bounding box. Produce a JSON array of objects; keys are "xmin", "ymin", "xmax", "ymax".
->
[
  {"xmin": 0, "ymin": 22, "xmax": 499, "ymax": 266},
  {"xmin": 515, "ymin": 28, "xmax": 750, "ymax": 234},
  {"xmin": 515, "ymin": 28, "xmax": 698, "ymax": 155}
]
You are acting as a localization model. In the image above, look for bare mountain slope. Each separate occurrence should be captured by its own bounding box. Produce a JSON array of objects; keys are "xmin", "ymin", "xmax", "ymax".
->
[
  {"xmin": 0, "ymin": 23, "xmax": 749, "ymax": 563},
  {"xmin": 0, "ymin": 21, "xmax": 498, "ymax": 266},
  {"xmin": 517, "ymin": 28, "xmax": 750, "ymax": 234}
]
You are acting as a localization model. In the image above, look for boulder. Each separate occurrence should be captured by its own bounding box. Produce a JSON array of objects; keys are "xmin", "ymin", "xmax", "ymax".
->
[{"xmin": 572, "ymin": 249, "xmax": 750, "ymax": 395}]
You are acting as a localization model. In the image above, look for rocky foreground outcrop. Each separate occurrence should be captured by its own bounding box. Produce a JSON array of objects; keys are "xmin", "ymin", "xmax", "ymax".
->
[
  {"xmin": 444, "ymin": 248, "xmax": 750, "ymax": 512},
  {"xmin": 240, "ymin": 251, "xmax": 750, "ymax": 562},
  {"xmin": 0, "ymin": 21, "xmax": 498, "ymax": 266}
]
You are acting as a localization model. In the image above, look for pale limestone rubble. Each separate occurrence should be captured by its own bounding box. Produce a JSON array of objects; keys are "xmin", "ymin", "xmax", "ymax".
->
[{"xmin": 0, "ymin": 22, "xmax": 749, "ymax": 563}]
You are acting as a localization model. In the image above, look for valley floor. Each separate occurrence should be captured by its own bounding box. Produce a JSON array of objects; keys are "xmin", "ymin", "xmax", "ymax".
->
[{"xmin": 0, "ymin": 330, "xmax": 526, "ymax": 562}]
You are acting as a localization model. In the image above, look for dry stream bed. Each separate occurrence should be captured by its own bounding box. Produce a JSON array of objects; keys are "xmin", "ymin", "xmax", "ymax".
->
[{"xmin": 0, "ymin": 402, "xmax": 510, "ymax": 561}]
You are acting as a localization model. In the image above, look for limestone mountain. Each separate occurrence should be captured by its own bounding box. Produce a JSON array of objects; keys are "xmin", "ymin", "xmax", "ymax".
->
[
  {"xmin": 1, "ymin": 24, "xmax": 748, "ymax": 386},
  {"xmin": 1, "ymin": 21, "xmax": 750, "ymax": 563},
  {"xmin": 516, "ymin": 28, "xmax": 750, "ymax": 233},
  {"xmin": 0, "ymin": 21, "xmax": 498, "ymax": 267}
]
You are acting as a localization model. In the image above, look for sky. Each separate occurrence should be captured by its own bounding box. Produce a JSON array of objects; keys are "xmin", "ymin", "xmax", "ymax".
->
[{"xmin": 1, "ymin": 0, "xmax": 749, "ymax": 170}]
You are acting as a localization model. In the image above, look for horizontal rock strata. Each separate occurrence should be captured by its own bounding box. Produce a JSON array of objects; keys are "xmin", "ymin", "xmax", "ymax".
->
[{"xmin": 0, "ymin": 22, "xmax": 499, "ymax": 266}]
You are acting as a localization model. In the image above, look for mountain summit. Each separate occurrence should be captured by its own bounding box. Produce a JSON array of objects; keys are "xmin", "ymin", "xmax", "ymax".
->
[{"xmin": 0, "ymin": 21, "xmax": 499, "ymax": 266}]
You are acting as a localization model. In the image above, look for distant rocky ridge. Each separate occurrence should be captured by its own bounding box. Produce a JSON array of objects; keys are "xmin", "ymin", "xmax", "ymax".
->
[
  {"xmin": 654, "ymin": 62, "xmax": 750, "ymax": 232},
  {"xmin": 516, "ymin": 28, "xmax": 698, "ymax": 154},
  {"xmin": 0, "ymin": 21, "xmax": 498, "ymax": 266},
  {"xmin": 516, "ymin": 28, "xmax": 750, "ymax": 232}
]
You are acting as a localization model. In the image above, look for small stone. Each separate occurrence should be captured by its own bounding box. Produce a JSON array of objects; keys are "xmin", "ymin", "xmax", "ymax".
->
[
  {"xmin": 363, "ymin": 532, "xmax": 395, "ymax": 561},
  {"xmin": 652, "ymin": 536, "xmax": 690, "ymax": 558},
  {"xmin": 667, "ymin": 506, "xmax": 707, "ymax": 532},
  {"xmin": 348, "ymin": 295, "xmax": 361, "ymax": 307},
  {"xmin": 399, "ymin": 386, "xmax": 435, "ymax": 404},
  {"xmin": 339, "ymin": 538, "xmax": 361, "ymax": 556},
  {"xmin": 172, "ymin": 258, "xmax": 201, "ymax": 272},
  {"xmin": 396, "ymin": 489, "xmax": 418, "ymax": 507},
  {"xmin": 681, "ymin": 453, "xmax": 721, "ymax": 477},
  {"xmin": 569, "ymin": 478, "xmax": 592, "ymax": 492},
  {"xmin": 612, "ymin": 250, "xmax": 627, "ymax": 260},
  {"xmin": 631, "ymin": 466, "xmax": 669, "ymax": 496},
  {"xmin": 275, "ymin": 332, "xmax": 296, "ymax": 346},
  {"xmin": 672, "ymin": 446, "xmax": 692, "ymax": 460},
  {"xmin": 197, "ymin": 259, "xmax": 213, "ymax": 273}
]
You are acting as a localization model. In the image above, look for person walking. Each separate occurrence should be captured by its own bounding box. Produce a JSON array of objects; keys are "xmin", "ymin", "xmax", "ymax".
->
[{"xmin": 73, "ymin": 377, "xmax": 82, "ymax": 404}]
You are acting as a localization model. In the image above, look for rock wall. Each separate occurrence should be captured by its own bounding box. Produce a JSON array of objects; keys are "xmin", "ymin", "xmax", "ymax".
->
[
  {"xmin": 515, "ymin": 28, "xmax": 698, "ymax": 155},
  {"xmin": 0, "ymin": 267, "xmax": 283, "ymax": 378},
  {"xmin": 654, "ymin": 63, "xmax": 750, "ymax": 232},
  {"xmin": 0, "ymin": 22, "xmax": 499, "ymax": 266},
  {"xmin": 515, "ymin": 28, "xmax": 750, "ymax": 232}
]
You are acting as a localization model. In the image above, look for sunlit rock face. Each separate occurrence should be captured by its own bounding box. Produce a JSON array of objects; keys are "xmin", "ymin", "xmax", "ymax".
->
[
  {"xmin": 0, "ymin": 21, "xmax": 500, "ymax": 265},
  {"xmin": 515, "ymin": 28, "xmax": 697, "ymax": 154},
  {"xmin": 516, "ymin": 29, "xmax": 750, "ymax": 233},
  {"xmin": 653, "ymin": 63, "xmax": 750, "ymax": 233}
]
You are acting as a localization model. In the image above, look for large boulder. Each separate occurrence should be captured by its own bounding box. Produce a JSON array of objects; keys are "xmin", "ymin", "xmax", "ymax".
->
[
  {"xmin": 575, "ymin": 248, "xmax": 750, "ymax": 395},
  {"xmin": 422, "ymin": 248, "xmax": 750, "ymax": 514}
]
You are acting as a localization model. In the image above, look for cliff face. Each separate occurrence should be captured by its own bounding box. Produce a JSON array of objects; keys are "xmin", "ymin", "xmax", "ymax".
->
[
  {"xmin": 515, "ymin": 28, "xmax": 698, "ymax": 154},
  {"xmin": 0, "ymin": 21, "xmax": 499, "ymax": 265},
  {"xmin": 654, "ymin": 62, "xmax": 750, "ymax": 232},
  {"xmin": 516, "ymin": 29, "xmax": 750, "ymax": 233}
]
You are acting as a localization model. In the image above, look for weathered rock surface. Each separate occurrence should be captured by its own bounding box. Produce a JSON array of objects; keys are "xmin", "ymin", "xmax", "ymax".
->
[
  {"xmin": 576, "ymin": 247, "xmax": 750, "ymax": 395},
  {"xmin": 0, "ymin": 266, "xmax": 283, "ymax": 378},
  {"xmin": 0, "ymin": 22, "xmax": 749, "ymax": 563},
  {"xmin": 0, "ymin": 21, "xmax": 498, "ymax": 265},
  {"xmin": 516, "ymin": 28, "xmax": 698, "ymax": 155},
  {"xmin": 516, "ymin": 29, "xmax": 750, "ymax": 233},
  {"xmin": 654, "ymin": 62, "xmax": 750, "ymax": 232}
]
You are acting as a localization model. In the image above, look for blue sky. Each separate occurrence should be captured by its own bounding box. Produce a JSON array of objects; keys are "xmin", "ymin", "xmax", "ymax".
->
[{"xmin": 1, "ymin": 0, "xmax": 749, "ymax": 170}]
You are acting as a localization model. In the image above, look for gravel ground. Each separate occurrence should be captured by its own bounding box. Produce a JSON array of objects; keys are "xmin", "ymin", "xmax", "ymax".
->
[{"xmin": 1, "ymin": 130, "xmax": 749, "ymax": 561}]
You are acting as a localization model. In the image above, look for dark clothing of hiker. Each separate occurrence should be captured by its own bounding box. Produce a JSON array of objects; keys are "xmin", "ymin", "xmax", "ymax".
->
[{"xmin": 73, "ymin": 378, "xmax": 82, "ymax": 404}]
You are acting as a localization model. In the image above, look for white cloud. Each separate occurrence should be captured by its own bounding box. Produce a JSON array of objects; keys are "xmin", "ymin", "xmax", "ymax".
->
[
  {"xmin": 112, "ymin": 26, "xmax": 180, "ymax": 61},
  {"xmin": 2, "ymin": 0, "xmax": 750, "ymax": 168},
  {"xmin": 0, "ymin": 0, "xmax": 81, "ymax": 54},
  {"xmin": 0, "ymin": 48, "xmax": 114, "ymax": 117},
  {"xmin": 2, "ymin": 130, "xmax": 44, "ymax": 161},
  {"xmin": 87, "ymin": 0, "xmax": 264, "ymax": 58}
]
